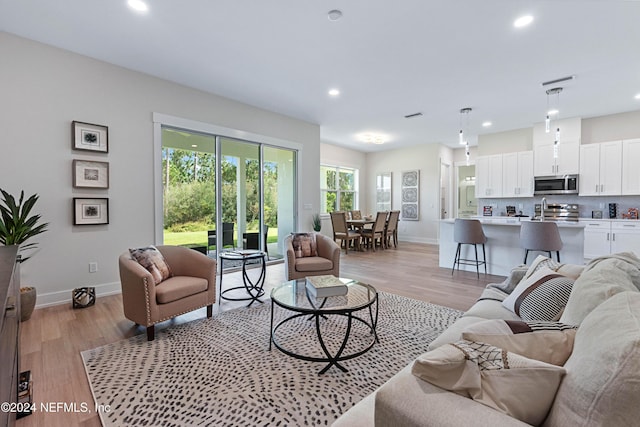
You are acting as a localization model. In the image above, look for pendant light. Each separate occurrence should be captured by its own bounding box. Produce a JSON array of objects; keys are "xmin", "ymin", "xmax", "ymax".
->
[
  {"xmin": 459, "ymin": 108, "xmax": 472, "ymax": 145},
  {"xmin": 545, "ymin": 87, "xmax": 562, "ymax": 133},
  {"xmin": 459, "ymin": 107, "xmax": 472, "ymax": 165}
]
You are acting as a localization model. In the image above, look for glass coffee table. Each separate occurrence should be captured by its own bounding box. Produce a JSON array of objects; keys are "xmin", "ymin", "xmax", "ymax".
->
[{"xmin": 269, "ymin": 278, "xmax": 378, "ymax": 374}]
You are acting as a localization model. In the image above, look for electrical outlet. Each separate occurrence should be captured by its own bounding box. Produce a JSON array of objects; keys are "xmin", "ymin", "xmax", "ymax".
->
[{"xmin": 89, "ymin": 262, "xmax": 98, "ymax": 273}]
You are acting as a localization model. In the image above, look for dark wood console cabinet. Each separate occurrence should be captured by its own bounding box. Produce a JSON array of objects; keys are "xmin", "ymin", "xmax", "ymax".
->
[{"xmin": 0, "ymin": 246, "xmax": 20, "ymax": 427}]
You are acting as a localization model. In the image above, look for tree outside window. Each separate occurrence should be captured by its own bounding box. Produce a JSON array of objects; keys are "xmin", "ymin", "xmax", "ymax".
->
[{"xmin": 321, "ymin": 165, "xmax": 358, "ymax": 213}]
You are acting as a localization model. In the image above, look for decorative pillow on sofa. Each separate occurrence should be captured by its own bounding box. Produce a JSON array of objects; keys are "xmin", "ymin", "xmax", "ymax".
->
[
  {"xmin": 461, "ymin": 319, "xmax": 578, "ymax": 365},
  {"xmin": 290, "ymin": 233, "xmax": 318, "ymax": 258},
  {"xmin": 411, "ymin": 340, "xmax": 566, "ymax": 426},
  {"xmin": 502, "ymin": 267, "xmax": 574, "ymax": 321},
  {"xmin": 129, "ymin": 246, "xmax": 172, "ymax": 285},
  {"xmin": 560, "ymin": 255, "xmax": 640, "ymax": 325},
  {"xmin": 546, "ymin": 291, "xmax": 640, "ymax": 426},
  {"xmin": 524, "ymin": 255, "xmax": 584, "ymax": 280}
]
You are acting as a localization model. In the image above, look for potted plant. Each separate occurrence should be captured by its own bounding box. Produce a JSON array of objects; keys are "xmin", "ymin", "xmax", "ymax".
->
[
  {"xmin": 312, "ymin": 213, "xmax": 322, "ymax": 232},
  {"xmin": 0, "ymin": 189, "xmax": 49, "ymax": 321}
]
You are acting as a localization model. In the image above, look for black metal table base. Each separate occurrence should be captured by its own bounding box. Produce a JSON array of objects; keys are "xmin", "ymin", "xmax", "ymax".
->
[
  {"xmin": 219, "ymin": 251, "xmax": 266, "ymax": 307},
  {"xmin": 269, "ymin": 296, "xmax": 379, "ymax": 374}
]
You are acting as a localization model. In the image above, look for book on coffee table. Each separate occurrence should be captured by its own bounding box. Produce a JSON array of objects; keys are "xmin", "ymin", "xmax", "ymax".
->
[{"xmin": 306, "ymin": 275, "xmax": 349, "ymax": 298}]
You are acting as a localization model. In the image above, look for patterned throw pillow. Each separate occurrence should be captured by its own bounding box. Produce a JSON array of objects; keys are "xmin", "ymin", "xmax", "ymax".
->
[
  {"xmin": 524, "ymin": 255, "xmax": 584, "ymax": 280},
  {"xmin": 462, "ymin": 319, "xmax": 578, "ymax": 365},
  {"xmin": 290, "ymin": 233, "xmax": 318, "ymax": 258},
  {"xmin": 129, "ymin": 246, "xmax": 172, "ymax": 285},
  {"xmin": 412, "ymin": 340, "xmax": 566, "ymax": 426},
  {"xmin": 502, "ymin": 267, "xmax": 574, "ymax": 321}
]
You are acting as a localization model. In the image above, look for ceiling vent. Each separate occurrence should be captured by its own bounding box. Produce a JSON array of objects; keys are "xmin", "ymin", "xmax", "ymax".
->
[
  {"xmin": 541, "ymin": 75, "xmax": 576, "ymax": 87},
  {"xmin": 404, "ymin": 112, "xmax": 423, "ymax": 119}
]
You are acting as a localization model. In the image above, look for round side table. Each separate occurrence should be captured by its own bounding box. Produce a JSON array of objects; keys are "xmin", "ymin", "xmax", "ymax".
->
[{"xmin": 219, "ymin": 250, "xmax": 267, "ymax": 307}]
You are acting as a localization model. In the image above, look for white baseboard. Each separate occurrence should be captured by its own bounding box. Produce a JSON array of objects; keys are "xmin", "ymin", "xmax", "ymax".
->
[
  {"xmin": 35, "ymin": 281, "xmax": 121, "ymax": 308},
  {"xmin": 397, "ymin": 236, "xmax": 439, "ymax": 245}
]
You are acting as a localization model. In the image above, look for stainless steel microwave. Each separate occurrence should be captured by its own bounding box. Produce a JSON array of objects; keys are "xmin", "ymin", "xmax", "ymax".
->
[{"xmin": 534, "ymin": 175, "xmax": 579, "ymax": 195}]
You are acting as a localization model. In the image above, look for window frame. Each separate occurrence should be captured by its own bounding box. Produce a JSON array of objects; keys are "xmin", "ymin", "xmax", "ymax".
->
[{"xmin": 320, "ymin": 164, "xmax": 359, "ymax": 213}]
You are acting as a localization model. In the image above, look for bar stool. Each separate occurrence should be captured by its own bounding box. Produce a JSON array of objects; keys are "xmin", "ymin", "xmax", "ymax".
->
[
  {"xmin": 451, "ymin": 219, "xmax": 487, "ymax": 278},
  {"xmin": 520, "ymin": 221, "xmax": 563, "ymax": 264}
]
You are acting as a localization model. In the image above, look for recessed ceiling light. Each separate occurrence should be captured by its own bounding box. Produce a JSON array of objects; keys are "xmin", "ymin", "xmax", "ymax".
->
[
  {"xmin": 328, "ymin": 88, "xmax": 340, "ymax": 97},
  {"xmin": 328, "ymin": 9, "xmax": 343, "ymax": 21},
  {"xmin": 482, "ymin": 121, "xmax": 492, "ymax": 127},
  {"xmin": 128, "ymin": 0, "xmax": 148, "ymax": 12},
  {"xmin": 635, "ymin": 93, "xmax": 640, "ymax": 100},
  {"xmin": 514, "ymin": 15, "xmax": 533, "ymax": 28},
  {"xmin": 547, "ymin": 109, "xmax": 559, "ymax": 115}
]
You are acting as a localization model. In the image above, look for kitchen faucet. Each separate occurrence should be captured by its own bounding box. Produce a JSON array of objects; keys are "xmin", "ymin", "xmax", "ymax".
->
[{"xmin": 541, "ymin": 197, "xmax": 547, "ymax": 221}]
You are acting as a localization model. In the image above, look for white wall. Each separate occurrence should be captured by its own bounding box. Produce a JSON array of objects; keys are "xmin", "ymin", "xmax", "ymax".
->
[
  {"xmin": 0, "ymin": 32, "xmax": 320, "ymax": 307},
  {"xmin": 367, "ymin": 144, "xmax": 452, "ymax": 244},
  {"xmin": 478, "ymin": 128, "xmax": 533, "ymax": 155},
  {"xmin": 581, "ymin": 110, "xmax": 640, "ymax": 144}
]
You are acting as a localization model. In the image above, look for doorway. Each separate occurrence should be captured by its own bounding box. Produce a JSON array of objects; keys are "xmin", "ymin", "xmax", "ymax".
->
[{"xmin": 160, "ymin": 127, "xmax": 297, "ymax": 265}]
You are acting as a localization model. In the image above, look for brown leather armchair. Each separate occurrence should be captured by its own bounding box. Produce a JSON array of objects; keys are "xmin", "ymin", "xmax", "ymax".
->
[
  {"xmin": 119, "ymin": 245, "xmax": 217, "ymax": 340},
  {"xmin": 284, "ymin": 233, "xmax": 340, "ymax": 281}
]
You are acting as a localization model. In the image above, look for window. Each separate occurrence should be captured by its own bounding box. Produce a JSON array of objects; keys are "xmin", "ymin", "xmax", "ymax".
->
[{"xmin": 320, "ymin": 165, "xmax": 358, "ymax": 213}]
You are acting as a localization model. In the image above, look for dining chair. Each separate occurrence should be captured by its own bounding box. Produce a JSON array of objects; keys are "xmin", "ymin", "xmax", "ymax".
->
[
  {"xmin": 350, "ymin": 210, "xmax": 362, "ymax": 220},
  {"xmin": 360, "ymin": 211, "xmax": 387, "ymax": 252},
  {"xmin": 384, "ymin": 210, "xmax": 400, "ymax": 249},
  {"xmin": 330, "ymin": 212, "xmax": 361, "ymax": 253}
]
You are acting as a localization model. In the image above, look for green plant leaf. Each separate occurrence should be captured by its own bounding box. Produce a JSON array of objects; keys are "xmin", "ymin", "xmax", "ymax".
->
[{"xmin": 0, "ymin": 188, "xmax": 49, "ymax": 259}]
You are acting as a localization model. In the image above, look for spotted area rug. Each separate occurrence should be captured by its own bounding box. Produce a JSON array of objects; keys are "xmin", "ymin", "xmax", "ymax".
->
[{"xmin": 81, "ymin": 292, "xmax": 462, "ymax": 426}]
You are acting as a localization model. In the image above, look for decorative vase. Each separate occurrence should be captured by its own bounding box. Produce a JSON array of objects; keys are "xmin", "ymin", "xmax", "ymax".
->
[{"xmin": 20, "ymin": 287, "xmax": 37, "ymax": 321}]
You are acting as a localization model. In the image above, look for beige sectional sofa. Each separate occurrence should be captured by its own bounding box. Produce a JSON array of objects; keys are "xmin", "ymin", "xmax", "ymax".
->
[{"xmin": 333, "ymin": 253, "xmax": 640, "ymax": 426}]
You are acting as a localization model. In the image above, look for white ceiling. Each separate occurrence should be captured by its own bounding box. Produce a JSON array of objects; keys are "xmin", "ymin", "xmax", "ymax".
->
[{"xmin": 1, "ymin": 0, "xmax": 639, "ymax": 152}]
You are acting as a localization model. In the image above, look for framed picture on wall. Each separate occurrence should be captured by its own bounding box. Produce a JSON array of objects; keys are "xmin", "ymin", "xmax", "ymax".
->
[
  {"xmin": 73, "ymin": 160, "xmax": 109, "ymax": 189},
  {"xmin": 401, "ymin": 170, "xmax": 419, "ymax": 220},
  {"xmin": 72, "ymin": 121, "xmax": 109, "ymax": 153},
  {"xmin": 73, "ymin": 198, "xmax": 109, "ymax": 225}
]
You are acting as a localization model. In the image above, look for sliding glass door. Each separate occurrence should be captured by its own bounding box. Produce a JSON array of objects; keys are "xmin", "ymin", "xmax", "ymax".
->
[
  {"xmin": 161, "ymin": 128, "xmax": 215, "ymax": 252},
  {"xmin": 161, "ymin": 127, "xmax": 296, "ymax": 265}
]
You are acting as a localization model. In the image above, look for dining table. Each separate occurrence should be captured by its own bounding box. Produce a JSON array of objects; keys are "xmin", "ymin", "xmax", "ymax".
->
[{"xmin": 346, "ymin": 218, "xmax": 375, "ymax": 230}]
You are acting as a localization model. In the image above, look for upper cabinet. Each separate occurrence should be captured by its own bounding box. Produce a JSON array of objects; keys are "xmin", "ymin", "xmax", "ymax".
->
[
  {"xmin": 533, "ymin": 117, "xmax": 581, "ymax": 176},
  {"xmin": 622, "ymin": 138, "xmax": 640, "ymax": 195},
  {"xmin": 475, "ymin": 154, "xmax": 503, "ymax": 198},
  {"xmin": 579, "ymin": 141, "xmax": 622, "ymax": 196},
  {"xmin": 502, "ymin": 151, "xmax": 534, "ymax": 198}
]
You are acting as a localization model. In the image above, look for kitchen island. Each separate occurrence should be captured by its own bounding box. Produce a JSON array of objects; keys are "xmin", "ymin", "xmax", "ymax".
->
[{"xmin": 440, "ymin": 217, "xmax": 585, "ymax": 276}]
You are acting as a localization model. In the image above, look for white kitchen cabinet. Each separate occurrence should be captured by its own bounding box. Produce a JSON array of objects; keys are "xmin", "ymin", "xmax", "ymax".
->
[
  {"xmin": 583, "ymin": 220, "xmax": 640, "ymax": 259},
  {"xmin": 502, "ymin": 151, "xmax": 534, "ymax": 197},
  {"xmin": 475, "ymin": 155, "xmax": 503, "ymax": 198},
  {"xmin": 579, "ymin": 141, "xmax": 622, "ymax": 196},
  {"xmin": 610, "ymin": 221, "xmax": 640, "ymax": 256},
  {"xmin": 534, "ymin": 139, "xmax": 580, "ymax": 176},
  {"xmin": 533, "ymin": 117, "xmax": 581, "ymax": 176},
  {"xmin": 583, "ymin": 220, "xmax": 611, "ymax": 259},
  {"xmin": 622, "ymin": 138, "xmax": 640, "ymax": 195}
]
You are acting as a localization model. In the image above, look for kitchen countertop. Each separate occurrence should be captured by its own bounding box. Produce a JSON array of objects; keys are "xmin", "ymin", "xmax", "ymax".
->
[{"xmin": 442, "ymin": 217, "xmax": 585, "ymax": 228}]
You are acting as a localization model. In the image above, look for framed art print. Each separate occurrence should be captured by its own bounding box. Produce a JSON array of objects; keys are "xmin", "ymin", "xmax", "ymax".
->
[
  {"xmin": 72, "ymin": 121, "xmax": 109, "ymax": 153},
  {"xmin": 73, "ymin": 160, "xmax": 109, "ymax": 189},
  {"xmin": 401, "ymin": 170, "xmax": 419, "ymax": 221},
  {"xmin": 73, "ymin": 198, "xmax": 109, "ymax": 225}
]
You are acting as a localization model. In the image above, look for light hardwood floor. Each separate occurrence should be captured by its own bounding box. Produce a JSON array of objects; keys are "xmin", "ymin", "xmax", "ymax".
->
[{"xmin": 16, "ymin": 242, "xmax": 504, "ymax": 427}]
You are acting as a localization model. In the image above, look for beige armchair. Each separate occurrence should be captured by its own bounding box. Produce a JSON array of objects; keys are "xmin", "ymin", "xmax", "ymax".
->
[
  {"xmin": 284, "ymin": 233, "xmax": 340, "ymax": 281},
  {"xmin": 119, "ymin": 245, "xmax": 217, "ymax": 340}
]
